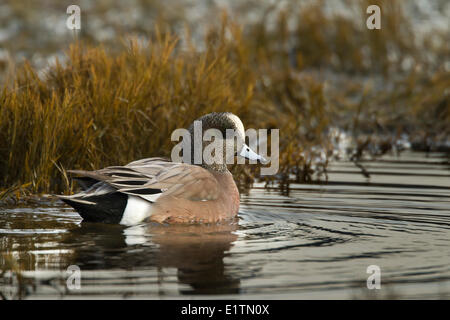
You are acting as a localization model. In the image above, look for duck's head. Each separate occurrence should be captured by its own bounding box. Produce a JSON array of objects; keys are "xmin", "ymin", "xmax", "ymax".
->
[{"xmin": 187, "ymin": 112, "xmax": 266, "ymax": 172}]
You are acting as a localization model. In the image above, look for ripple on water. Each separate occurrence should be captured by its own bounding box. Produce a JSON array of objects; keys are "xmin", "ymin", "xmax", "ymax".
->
[{"xmin": 0, "ymin": 151, "xmax": 449, "ymax": 299}]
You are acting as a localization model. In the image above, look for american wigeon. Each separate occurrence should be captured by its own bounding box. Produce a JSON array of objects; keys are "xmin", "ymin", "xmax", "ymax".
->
[{"xmin": 59, "ymin": 112, "xmax": 266, "ymax": 225}]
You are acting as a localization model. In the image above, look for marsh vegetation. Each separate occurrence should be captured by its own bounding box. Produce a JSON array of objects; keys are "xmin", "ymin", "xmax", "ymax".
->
[{"xmin": 0, "ymin": 0, "xmax": 448, "ymax": 202}]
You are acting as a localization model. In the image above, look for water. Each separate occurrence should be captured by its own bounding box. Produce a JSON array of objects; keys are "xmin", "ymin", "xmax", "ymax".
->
[{"xmin": 1, "ymin": 151, "xmax": 449, "ymax": 299}]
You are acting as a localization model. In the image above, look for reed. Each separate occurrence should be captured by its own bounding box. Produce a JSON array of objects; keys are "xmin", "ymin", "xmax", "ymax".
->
[
  {"xmin": 0, "ymin": 32, "xmax": 256, "ymax": 195},
  {"xmin": 0, "ymin": 2, "xmax": 448, "ymax": 200}
]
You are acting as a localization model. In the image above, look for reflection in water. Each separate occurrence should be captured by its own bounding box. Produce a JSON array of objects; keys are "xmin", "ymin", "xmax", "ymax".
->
[
  {"xmin": 1, "ymin": 219, "xmax": 240, "ymax": 298},
  {"xmin": 1, "ymin": 151, "xmax": 450, "ymax": 299},
  {"xmin": 64, "ymin": 222, "xmax": 240, "ymax": 295},
  {"xmin": 149, "ymin": 223, "xmax": 239, "ymax": 295}
]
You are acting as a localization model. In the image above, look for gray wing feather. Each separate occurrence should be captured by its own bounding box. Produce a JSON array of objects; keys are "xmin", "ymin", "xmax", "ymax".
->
[{"xmin": 67, "ymin": 157, "xmax": 219, "ymax": 202}]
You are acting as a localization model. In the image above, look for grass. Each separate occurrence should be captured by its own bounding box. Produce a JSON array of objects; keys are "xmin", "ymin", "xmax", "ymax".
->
[
  {"xmin": 0, "ymin": 2, "xmax": 448, "ymax": 201},
  {"xmin": 0, "ymin": 33, "xmax": 255, "ymax": 196}
]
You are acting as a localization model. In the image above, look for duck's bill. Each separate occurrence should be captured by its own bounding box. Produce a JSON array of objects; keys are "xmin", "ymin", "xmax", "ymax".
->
[{"xmin": 239, "ymin": 144, "xmax": 268, "ymax": 164}]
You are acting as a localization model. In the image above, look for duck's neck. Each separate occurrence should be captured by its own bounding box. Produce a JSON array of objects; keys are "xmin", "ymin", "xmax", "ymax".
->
[
  {"xmin": 200, "ymin": 163, "xmax": 228, "ymax": 173},
  {"xmin": 188, "ymin": 143, "xmax": 229, "ymax": 172}
]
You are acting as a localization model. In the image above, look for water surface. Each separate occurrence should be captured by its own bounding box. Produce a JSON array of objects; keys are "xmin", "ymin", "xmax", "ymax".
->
[{"xmin": 1, "ymin": 151, "xmax": 449, "ymax": 299}]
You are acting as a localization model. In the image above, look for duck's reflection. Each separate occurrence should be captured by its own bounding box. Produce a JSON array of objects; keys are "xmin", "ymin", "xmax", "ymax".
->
[
  {"xmin": 150, "ymin": 222, "xmax": 240, "ymax": 295},
  {"xmin": 66, "ymin": 221, "xmax": 240, "ymax": 295}
]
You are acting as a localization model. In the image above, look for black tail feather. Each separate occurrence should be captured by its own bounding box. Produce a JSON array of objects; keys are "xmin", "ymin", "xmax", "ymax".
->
[{"xmin": 60, "ymin": 192, "xmax": 128, "ymax": 224}]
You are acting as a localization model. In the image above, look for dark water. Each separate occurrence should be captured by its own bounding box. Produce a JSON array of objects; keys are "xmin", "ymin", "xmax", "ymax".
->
[{"xmin": 1, "ymin": 151, "xmax": 449, "ymax": 299}]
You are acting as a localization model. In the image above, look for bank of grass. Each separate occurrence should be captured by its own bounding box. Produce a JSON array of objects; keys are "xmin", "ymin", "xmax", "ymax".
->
[
  {"xmin": 0, "ymin": 24, "xmax": 329, "ymax": 200},
  {"xmin": 0, "ymin": 2, "xmax": 448, "ymax": 201}
]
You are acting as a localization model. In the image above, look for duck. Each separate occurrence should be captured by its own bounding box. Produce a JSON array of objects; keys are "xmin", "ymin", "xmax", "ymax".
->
[{"xmin": 58, "ymin": 112, "xmax": 266, "ymax": 225}]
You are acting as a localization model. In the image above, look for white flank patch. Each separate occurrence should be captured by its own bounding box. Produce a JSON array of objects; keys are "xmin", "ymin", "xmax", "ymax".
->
[{"xmin": 119, "ymin": 195, "xmax": 153, "ymax": 226}]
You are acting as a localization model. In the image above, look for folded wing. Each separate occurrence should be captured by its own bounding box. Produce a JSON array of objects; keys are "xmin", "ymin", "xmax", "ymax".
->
[{"xmin": 67, "ymin": 157, "xmax": 220, "ymax": 202}]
